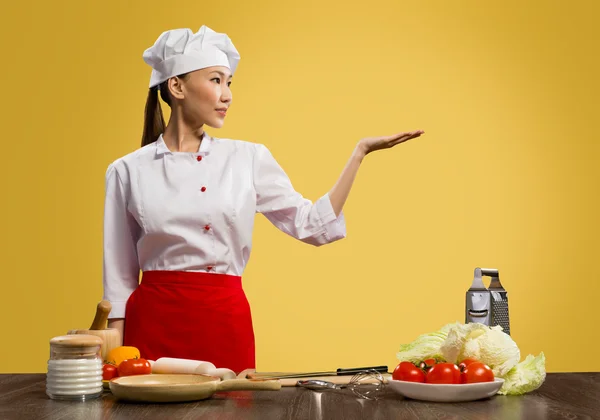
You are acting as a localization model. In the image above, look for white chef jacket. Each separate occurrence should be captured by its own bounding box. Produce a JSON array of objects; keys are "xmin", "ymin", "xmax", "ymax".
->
[{"xmin": 102, "ymin": 133, "xmax": 347, "ymax": 318}]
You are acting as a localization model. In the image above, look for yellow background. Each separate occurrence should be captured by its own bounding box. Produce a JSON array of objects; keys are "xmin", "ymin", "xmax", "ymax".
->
[{"xmin": 1, "ymin": 0, "xmax": 598, "ymax": 373}]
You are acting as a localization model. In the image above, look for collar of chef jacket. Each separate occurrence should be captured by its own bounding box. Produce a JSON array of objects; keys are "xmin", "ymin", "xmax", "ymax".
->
[{"xmin": 155, "ymin": 133, "xmax": 213, "ymax": 157}]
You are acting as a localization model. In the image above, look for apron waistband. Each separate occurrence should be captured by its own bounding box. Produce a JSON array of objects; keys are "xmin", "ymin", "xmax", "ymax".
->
[{"xmin": 141, "ymin": 270, "xmax": 242, "ymax": 288}]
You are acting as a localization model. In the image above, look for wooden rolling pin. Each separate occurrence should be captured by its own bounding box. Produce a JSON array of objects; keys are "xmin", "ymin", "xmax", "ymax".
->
[
  {"xmin": 152, "ymin": 357, "xmax": 237, "ymax": 380},
  {"xmin": 68, "ymin": 300, "xmax": 122, "ymax": 362}
]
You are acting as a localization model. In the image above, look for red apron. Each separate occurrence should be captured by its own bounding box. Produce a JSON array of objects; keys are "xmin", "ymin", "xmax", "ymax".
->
[{"xmin": 123, "ymin": 271, "xmax": 255, "ymax": 374}]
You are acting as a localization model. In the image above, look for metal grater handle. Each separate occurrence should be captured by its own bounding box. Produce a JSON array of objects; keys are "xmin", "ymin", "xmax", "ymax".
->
[
  {"xmin": 482, "ymin": 268, "xmax": 505, "ymax": 291},
  {"xmin": 481, "ymin": 268, "xmax": 499, "ymax": 276}
]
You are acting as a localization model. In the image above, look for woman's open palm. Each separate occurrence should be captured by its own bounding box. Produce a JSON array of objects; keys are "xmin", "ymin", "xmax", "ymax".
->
[{"xmin": 359, "ymin": 130, "xmax": 424, "ymax": 155}]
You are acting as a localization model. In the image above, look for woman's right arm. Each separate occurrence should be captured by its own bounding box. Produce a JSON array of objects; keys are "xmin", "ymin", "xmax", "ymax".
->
[
  {"xmin": 103, "ymin": 163, "xmax": 141, "ymax": 345},
  {"xmin": 107, "ymin": 318, "xmax": 125, "ymax": 340}
]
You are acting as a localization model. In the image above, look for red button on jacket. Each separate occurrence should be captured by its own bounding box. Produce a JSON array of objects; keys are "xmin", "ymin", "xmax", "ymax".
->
[
  {"xmin": 201, "ymin": 187, "xmax": 207, "ymax": 192},
  {"xmin": 196, "ymin": 156, "xmax": 203, "ymax": 161},
  {"xmin": 204, "ymin": 225, "xmax": 211, "ymax": 231}
]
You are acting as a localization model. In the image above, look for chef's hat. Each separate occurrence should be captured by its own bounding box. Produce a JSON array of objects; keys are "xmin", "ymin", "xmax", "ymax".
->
[{"xmin": 143, "ymin": 25, "xmax": 240, "ymax": 88}]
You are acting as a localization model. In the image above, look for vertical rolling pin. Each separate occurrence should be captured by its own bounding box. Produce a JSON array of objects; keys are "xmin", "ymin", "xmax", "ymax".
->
[{"xmin": 68, "ymin": 300, "xmax": 122, "ymax": 362}]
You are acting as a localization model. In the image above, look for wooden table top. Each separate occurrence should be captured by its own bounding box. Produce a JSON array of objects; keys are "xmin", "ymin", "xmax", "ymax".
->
[{"xmin": 1, "ymin": 373, "xmax": 598, "ymax": 419}]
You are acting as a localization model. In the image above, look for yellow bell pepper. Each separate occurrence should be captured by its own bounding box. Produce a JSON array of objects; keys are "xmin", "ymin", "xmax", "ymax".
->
[{"xmin": 105, "ymin": 346, "xmax": 140, "ymax": 366}]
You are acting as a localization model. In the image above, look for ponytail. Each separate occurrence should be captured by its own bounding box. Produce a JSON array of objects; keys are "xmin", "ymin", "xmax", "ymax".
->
[
  {"xmin": 141, "ymin": 86, "xmax": 166, "ymax": 147},
  {"xmin": 140, "ymin": 74, "xmax": 188, "ymax": 147}
]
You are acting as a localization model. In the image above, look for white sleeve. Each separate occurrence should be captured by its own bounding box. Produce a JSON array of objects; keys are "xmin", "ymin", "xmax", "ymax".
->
[
  {"xmin": 253, "ymin": 144, "xmax": 347, "ymax": 246},
  {"xmin": 102, "ymin": 164, "xmax": 141, "ymax": 319}
]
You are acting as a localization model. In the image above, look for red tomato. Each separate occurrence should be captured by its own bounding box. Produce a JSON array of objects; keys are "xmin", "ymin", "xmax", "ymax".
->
[
  {"xmin": 117, "ymin": 358, "xmax": 152, "ymax": 377},
  {"xmin": 458, "ymin": 358, "xmax": 480, "ymax": 371},
  {"xmin": 461, "ymin": 362, "xmax": 495, "ymax": 384},
  {"xmin": 426, "ymin": 363, "xmax": 461, "ymax": 384},
  {"xmin": 393, "ymin": 361, "xmax": 426, "ymax": 383},
  {"xmin": 419, "ymin": 358, "xmax": 437, "ymax": 371},
  {"xmin": 102, "ymin": 363, "xmax": 119, "ymax": 381}
]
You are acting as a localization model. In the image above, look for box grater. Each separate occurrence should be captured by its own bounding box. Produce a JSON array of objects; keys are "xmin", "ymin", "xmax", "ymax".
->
[{"xmin": 465, "ymin": 267, "xmax": 510, "ymax": 335}]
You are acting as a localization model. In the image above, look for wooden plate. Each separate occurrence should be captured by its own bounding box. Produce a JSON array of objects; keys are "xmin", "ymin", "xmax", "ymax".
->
[{"xmin": 109, "ymin": 374, "xmax": 281, "ymax": 403}]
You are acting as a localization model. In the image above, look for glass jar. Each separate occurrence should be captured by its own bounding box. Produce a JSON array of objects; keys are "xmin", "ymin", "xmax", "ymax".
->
[{"xmin": 46, "ymin": 334, "xmax": 104, "ymax": 401}]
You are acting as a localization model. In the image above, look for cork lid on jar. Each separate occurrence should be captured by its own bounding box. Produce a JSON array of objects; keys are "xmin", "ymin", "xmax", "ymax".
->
[{"xmin": 50, "ymin": 335, "xmax": 103, "ymax": 347}]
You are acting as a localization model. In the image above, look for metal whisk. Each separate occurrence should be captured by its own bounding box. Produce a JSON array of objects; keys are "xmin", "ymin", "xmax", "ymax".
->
[{"xmin": 297, "ymin": 369, "xmax": 386, "ymax": 400}]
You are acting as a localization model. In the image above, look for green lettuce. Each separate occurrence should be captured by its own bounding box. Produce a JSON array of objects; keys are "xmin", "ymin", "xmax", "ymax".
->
[
  {"xmin": 395, "ymin": 322, "xmax": 461, "ymax": 363},
  {"xmin": 440, "ymin": 323, "xmax": 520, "ymax": 376},
  {"xmin": 498, "ymin": 353, "xmax": 546, "ymax": 395}
]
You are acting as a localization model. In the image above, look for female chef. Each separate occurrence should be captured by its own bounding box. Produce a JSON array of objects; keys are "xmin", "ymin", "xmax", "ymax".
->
[{"xmin": 103, "ymin": 26, "xmax": 423, "ymax": 373}]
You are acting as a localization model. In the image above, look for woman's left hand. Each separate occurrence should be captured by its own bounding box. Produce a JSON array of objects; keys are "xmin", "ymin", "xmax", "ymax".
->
[
  {"xmin": 358, "ymin": 130, "xmax": 424, "ymax": 156},
  {"xmin": 329, "ymin": 129, "xmax": 425, "ymax": 217}
]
